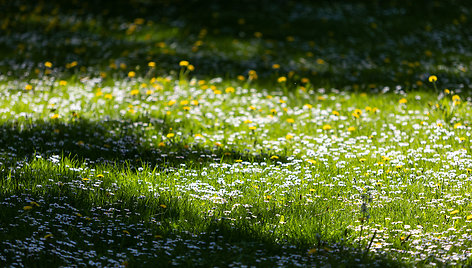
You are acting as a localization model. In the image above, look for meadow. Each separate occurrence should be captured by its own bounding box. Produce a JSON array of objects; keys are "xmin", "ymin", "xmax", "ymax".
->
[{"xmin": 1, "ymin": 0, "xmax": 472, "ymax": 266}]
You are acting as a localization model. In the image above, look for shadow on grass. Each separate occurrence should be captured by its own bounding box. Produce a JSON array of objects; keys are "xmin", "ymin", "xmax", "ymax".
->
[
  {"xmin": 1, "ymin": 0, "xmax": 471, "ymax": 90},
  {"xmin": 0, "ymin": 119, "xmax": 407, "ymax": 266},
  {"xmin": 0, "ymin": 117, "xmax": 281, "ymax": 169}
]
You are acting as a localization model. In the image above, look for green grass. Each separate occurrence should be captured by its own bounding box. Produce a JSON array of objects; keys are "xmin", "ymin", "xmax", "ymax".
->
[{"xmin": 1, "ymin": 0, "xmax": 472, "ymax": 266}]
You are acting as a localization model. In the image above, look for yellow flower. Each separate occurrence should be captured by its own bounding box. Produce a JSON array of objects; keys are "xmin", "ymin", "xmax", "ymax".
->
[
  {"xmin": 272, "ymin": 64, "xmax": 280, "ymax": 69},
  {"xmin": 444, "ymin": 89, "xmax": 450, "ymax": 94},
  {"xmin": 59, "ymin": 80, "xmax": 67, "ymax": 86},
  {"xmin": 183, "ymin": 106, "xmax": 191, "ymax": 111},
  {"xmin": 128, "ymin": 71, "xmax": 136, "ymax": 78},
  {"xmin": 322, "ymin": 124, "xmax": 332, "ymax": 130},
  {"xmin": 235, "ymin": 159, "xmax": 243, "ymax": 163},
  {"xmin": 277, "ymin": 76, "xmax": 287, "ymax": 83},
  {"xmin": 104, "ymin": 93, "xmax": 113, "ymax": 99},
  {"xmin": 301, "ymin": 78, "xmax": 309, "ymax": 84},
  {"xmin": 467, "ymin": 215, "xmax": 472, "ymax": 220},
  {"xmin": 428, "ymin": 75, "xmax": 438, "ymax": 82},
  {"xmin": 399, "ymin": 98, "xmax": 407, "ymax": 104},
  {"xmin": 44, "ymin": 61, "xmax": 52, "ymax": 68},
  {"xmin": 286, "ymin": 118, "xmax": 295, "ymax": 123},
  {"xmin": 148, "ymin": 61, "xmax": 156, "ymax": 67},
  {"xmin": 306, "ymin": 159, "xmax": 316, "ymax": 164},
  {"xmin": 454, "ymin": 122, "xmax": 462, "ymax": 129},
  {"xmin": 160, "ymin": 204, "xmax": 167, "ymax": 208},
  {"xmin": 23, "ymin": 206, "xmax": 33, "ymax": 210},
  {"xmin": 82, "ymin": 178, "xmax": 89, "ymax": 181},
  {"xmin": 225, "ymin": 87, "xmax": 235, "ymax": 93},
  {"xmin": 179, "ymin": 60, "xmax": 189, "ymax": 67},
  {"xmin": 248, "ymin": 70, "xmax": 258, "ymax": 80},
  {"xmin": 237, "ymin": 75, "xmax": 245, "ymax": 81},
  {"xmin": 271, "ymin": 155, "xmax": 279, "ymax": 159},
  {"xmin": 97, "ymin": 174, "xmax": 104, "ymax": 178},
  {"xmin": 359, "ymin": 158, "xmax": 367, "ymax": 162},
  {"xmin": 188, "ymin": 64, "xmax": 195, "ymax": 71},
  {"xmin": 158, "ymin": 142, "xmax": 165, "ymax": 147},
  {"xmin": 130, "ymin": 89, "xmax": 139, "ymax": 95},
  {"xmin": 50, "ymin": 114, "xmax": 59, "ymax": 119},
  {"xmin": 347, "ymin": 126, "xmax": 356, "ymax": 132},
  {"xmin": 332, "ymin": 110, "xmax": 339, "ymax": 116},
  {"xmin": 285, "ymin": 134, "xmax": 294, "ymax": 140},
  {"xmin": 452, "ymin": 95, "xmax": 460, "ymax": 102},
  {"xmin": 450, "ymin": 210, "xmax": 459, "ymax": 215},
  {"xmin": 25, "ymin": 84, "xmax": 33, "ymax": 90},
  {"xmin": 191, "ymin": 100, "xmax": 199, "ymax": 105},
  {"xmin": 304, "ymin": 104, "xmax": 312, "ymax": 109},
  {"xmin": 249, "ymin": 126, "xmax": 257, "ymax": 130},
  {"xmin": 166, "ymin": 133, "xmax": 175, "ymax": 138},
  {"xmin": 168, "ymin": 100, "xmax": 177, "ymax": 106}
]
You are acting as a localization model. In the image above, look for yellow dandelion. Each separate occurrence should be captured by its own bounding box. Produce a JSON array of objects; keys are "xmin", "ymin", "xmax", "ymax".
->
[
  {"xmin": 286, "ymin": 118, "xmax": 295, "ymax": 123},
  {"xmin": 23, "ymin": 206, "xmax": 33, "ymax": 210},
  {"xmin": 450, "ymin": 210, "xmax": 459, "ymax": 215},
  {"xmin": 306, "ymin": 159, "xmax": 316, "ymax": 164},
  {"xmin": 50, "ymin": 114, "xmax": 59, "ymax": 119},
  {"xmin": 332, "ymin": 110, "xmax": 340, "ymax": 116},
  {"xmin": 44, "ymin": 61, "xmax": 52, "ymax": 68},
  {"xmin": 166, "ymin": 133, "xmax": 175, "ymax": 138},
  {"xmin": 104, "ymin": 93, "xmax": 113, "ymax": 99},
  {"xmin": 59, "ymin": 80, "xmax": 67, "ymax": 86},
  {"xmin": 148, "ymin": 61, "xmax": 156, "ymax": 67},
  {"xmin": 160, "ymin": 204, "xmax": 167, "ymax": 208},
  {"xmin": 466, "ymin": 215, "xmax": 472, "ymax": 220},
  {"xmin": 130, "ymin": 89, "xmax": 139, "ymax": 95},
  {"xmin": 428, "ymin": 75, "xmax": 437, "ymax": 83},
  {"xmin": 322, "ymin": 124, "xmax": 332, "ymax": 130},
  {"xmin": 168, "ymin": 100, "xmax": 177, "ymax": 106},
  {"xmin": 277, "ymin": 76, "xmax": 287, "ymax": 83},
  {"xmin": 347, "ymin": 126, "xmax": 356, "ymax": 132},
  {"xmin": 270, "ymin": 155, "xmax": 279, "ymax": 159},
  {"xmin": 399, "ymin": 98, "xmax": 407, "ymax": 104},
  {"xmin": 285, "ymin": 134, "xmax": 294, "ymax": 140},
  {"xmin": 179, "ymin": 60, "xmax": 189, "ymax": 67},
  {"xmin": 25, "ymin": 84, "xmax": 33, "ymax": 90},
  {"xmin": 128, "ymin": 71, "xmax": 136, "ymax": 78},
  {"xmin": 272, "ymin": 64, "xmax": 280, "ymax": 69}
]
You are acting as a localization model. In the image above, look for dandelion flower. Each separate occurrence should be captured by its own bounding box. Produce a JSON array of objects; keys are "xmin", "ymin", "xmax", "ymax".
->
[
  {"xmin": 277, "ymin": 76, "xmax": 287, "ymax": 83},
  {"xmin": 428, "ymin": 75, "xmax": 438, "ymax": 82},
  {"xmin": 179, "ymin": 60, "xmax": 189, "ymax": 67},
  {"xmin": 166, "ymin": 133, "xmax": 175, "ymax": 138},
  {"xmin": 322, "ymin": 124, "xmax": 332, "ymax": 130},
  {"xmin": 399, "ymin": 98, "xmax": 407, "ymax": 104},
  {"xmin": 128, "ymin": 71, "xmax": 136, "ymax": 78}
]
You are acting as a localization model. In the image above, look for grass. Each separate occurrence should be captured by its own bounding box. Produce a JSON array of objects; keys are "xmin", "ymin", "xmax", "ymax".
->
[{"xmin": 1, "ymin": 0, "xmax": 472, "ymax": 266}]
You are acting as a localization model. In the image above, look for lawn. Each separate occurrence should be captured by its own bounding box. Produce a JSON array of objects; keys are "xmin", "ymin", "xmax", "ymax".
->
[{"xmin": 1, "ymin": 0, "xmax": 472, "ymax": 266}]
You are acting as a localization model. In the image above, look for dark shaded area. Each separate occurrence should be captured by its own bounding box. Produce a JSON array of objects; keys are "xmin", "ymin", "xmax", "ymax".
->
[
  {"xmin": 0, "ymin": 118, "xmax": 283, "ymax": 170},
  {"xmin": 1, "ymin": 0, "xmax": 471, "ymax": 91}
]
